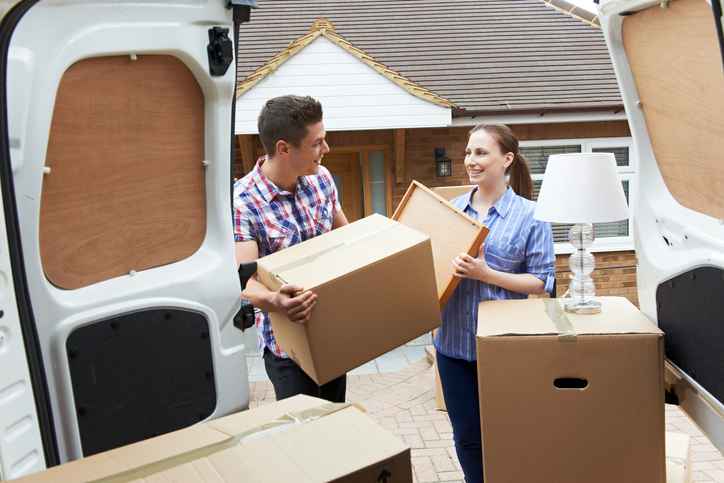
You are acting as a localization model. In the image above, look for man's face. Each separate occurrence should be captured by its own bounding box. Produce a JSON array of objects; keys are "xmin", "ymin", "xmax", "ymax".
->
[{"xmin": 287, "ymin": 121, "xmax": 330, "ymax": 176}]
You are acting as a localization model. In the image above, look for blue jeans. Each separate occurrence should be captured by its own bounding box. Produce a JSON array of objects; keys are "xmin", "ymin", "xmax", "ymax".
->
[{"xmin": 436, "ymin": 351, "xmax": 484, "ymax": 483}]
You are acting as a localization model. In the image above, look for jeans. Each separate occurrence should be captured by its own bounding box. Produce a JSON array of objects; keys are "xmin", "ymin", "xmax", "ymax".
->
[
  {"xmin": 437, "ymin": 350, "xmax": 484, "ymax": 483},
  {"xmin": 263, "ymin": 348, "xmax": 346, "ymax": 402}
]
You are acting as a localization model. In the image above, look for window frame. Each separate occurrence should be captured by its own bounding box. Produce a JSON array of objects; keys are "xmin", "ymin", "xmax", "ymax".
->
[{"xmin": 520, "ymin": 137, "xmax": 636, "ymax": 255}]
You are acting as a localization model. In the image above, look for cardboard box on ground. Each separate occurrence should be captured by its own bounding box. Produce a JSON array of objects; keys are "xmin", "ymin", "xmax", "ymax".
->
[
  {"xmin": 255, "ymin": 181, "xmax": 487, "ymax": 385},
  {"xmin": 476, "ymin": 296, "xmax": 666, "ymax": 483},
  {"xmin": 18, "ymin": 395, "xmax": 412, "ymax": 483}
]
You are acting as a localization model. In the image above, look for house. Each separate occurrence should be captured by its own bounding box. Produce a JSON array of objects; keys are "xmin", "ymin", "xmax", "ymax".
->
[{"xmin": 233, "ymin": 0, "xmax": 638, "ymax": 304}]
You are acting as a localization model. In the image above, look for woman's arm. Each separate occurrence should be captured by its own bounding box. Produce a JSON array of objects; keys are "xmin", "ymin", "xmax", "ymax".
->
[
  {"xmin": 453, "ymin": 253, "xmax": 546, "ymax": 295},
  {"xmin": 453, "ymin": 218, "xmax": 556, "ymax": 295}
]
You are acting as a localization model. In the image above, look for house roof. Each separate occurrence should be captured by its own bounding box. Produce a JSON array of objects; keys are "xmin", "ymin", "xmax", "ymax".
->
[
  {"xmin": 236, "ymin": 0, "xmax": 622, "ymax": 116},
  {"xmin": 237, "ymin": 18, "xmax": 455, "ymax": 108}
]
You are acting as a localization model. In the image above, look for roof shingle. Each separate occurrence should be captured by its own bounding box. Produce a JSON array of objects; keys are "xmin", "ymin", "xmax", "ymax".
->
[{"xmin": 236, "ymin": 0, "xmax": 622, "ymax": 115}]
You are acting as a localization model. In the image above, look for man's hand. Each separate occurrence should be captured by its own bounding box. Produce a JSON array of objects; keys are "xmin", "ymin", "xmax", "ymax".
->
[
  {"xmin": 452, "ymin": 252, "xmax": 492, "ymax": 283},
  {"xmin": 272, "ymin": 284, "xmax": 318, "ymax": 324}
]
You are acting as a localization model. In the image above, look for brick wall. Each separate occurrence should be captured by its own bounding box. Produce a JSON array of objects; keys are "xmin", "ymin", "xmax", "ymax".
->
[
  {"xmin": 394, "ymin": 120, "xmax": 631, "ymax": 207},
  {"xmin": 555, "ymin": 251, "xmax": 638, "ymax": 306}
]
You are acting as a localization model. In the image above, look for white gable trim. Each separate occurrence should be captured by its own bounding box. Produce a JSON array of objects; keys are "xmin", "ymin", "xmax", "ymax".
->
[
  {"xmin": 452, "ymin": 110, "xmax": 628, "ymax": 126},
  {"xmin": 235, "ymin": 36, "xmax": 452, "ymax": 134}
]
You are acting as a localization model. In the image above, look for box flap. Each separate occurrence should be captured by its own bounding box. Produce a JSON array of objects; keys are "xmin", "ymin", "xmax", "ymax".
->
[
  {"xmin": 17, "ymin": 424, "xmax": 232, "ymax": 483},
  {"xmin": 138, "ymin": 438, "xmax": 309, "ymax": 483},
  {"xmin": 477, "ymin": 297, "xmax": 663, "ymax": 338},
  {"xmin": 207, "ymin": 394, "xmax": 326, "ymax": 437},
  {"xmin": 264, "ymin": 407, "xmax": 409, "ymax": 481},
  {"xmin": 257, "ymin": 214, "xmax": 429, "ymax": 290},
  {"xmin": 19, "ymin": 396, "xmax": 411, "ymax": 483},
  {"xmin": 141, "ymin": 405, "xmax": 410, "ymax": 482},
  {"xmin": 394, "ymin": 181, "xmax": 488, "ymax": 305}
]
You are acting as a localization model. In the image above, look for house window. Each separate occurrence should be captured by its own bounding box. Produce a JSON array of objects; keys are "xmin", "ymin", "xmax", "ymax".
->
[
  {"xmin": 368, "ymin": 150, "xmax": 388, "ymax": 215},
  {"xmin": 521, "ymin": 137, "xmax": 635, "ymax": 254}
]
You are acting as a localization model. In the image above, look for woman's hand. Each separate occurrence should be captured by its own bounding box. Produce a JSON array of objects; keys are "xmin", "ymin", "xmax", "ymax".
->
[{"xmin": 453, "ymin": 252, "xmax": 492, "ymax": 282}]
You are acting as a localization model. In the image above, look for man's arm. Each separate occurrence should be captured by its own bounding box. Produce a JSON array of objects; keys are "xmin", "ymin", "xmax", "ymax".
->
[
  {"xmin": 236, "ymin": 241, "xmax": 317, "ymax": 323},
  {"xmin": 332, "ymin": 208, "xmax": 349, "ymax": 229}
]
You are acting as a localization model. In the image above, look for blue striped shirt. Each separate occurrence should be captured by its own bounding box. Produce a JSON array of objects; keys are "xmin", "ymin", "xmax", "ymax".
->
[{"xmin": 434, "ymin": 186, "xmax": 556, "ymax": 361}]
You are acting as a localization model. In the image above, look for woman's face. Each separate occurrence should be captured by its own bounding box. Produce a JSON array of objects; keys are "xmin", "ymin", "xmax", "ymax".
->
[{"xmin": 464, "ymin": 129, "xmax": 514, "ymax": 187}]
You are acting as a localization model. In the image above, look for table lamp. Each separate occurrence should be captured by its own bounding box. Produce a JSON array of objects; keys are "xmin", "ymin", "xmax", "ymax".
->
[{"xmin": 534, "ymin": 152, "xmax": 629, "ymax": 314}]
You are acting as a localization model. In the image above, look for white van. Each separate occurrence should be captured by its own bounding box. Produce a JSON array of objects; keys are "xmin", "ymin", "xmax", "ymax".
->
[
  {"xmin": 0, "ymin": 0, "xmax": 722, "ymax": 480},
  {"xmin": 0, "ymin": 0, "xmax": 255, "ymax": 478},
  {"xmin": 599, "ymin": 0, "xmax": 723, "ymax": 452}
]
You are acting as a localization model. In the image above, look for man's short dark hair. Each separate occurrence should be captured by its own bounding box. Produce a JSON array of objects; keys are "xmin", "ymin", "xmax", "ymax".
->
[{"xmin": 257, "ymin": 95, "xmax": 323, "ymax": 155}]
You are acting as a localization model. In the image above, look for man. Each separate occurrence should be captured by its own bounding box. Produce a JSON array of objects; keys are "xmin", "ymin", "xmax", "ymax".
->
[{"xmin": 234, "ymin": 95, "xmax": 349, "ymax": 402}]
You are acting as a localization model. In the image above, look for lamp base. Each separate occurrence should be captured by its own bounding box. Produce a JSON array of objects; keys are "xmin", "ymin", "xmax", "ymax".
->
[
  {"xmin": 563, "ymin": 298, "xmax": 602, "ymax": 315},
  {"xmin": 566, "ymin": 223, "xmax": 601, "ymax": 315}
]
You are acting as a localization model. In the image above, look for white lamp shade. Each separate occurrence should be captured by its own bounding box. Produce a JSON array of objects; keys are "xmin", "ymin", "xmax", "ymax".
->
[{"xmin": 534, "ymin": 152, "xmax": 629, "ymax": 224}]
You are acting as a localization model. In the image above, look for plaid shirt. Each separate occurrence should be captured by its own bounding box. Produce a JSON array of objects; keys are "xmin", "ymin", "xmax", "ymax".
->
[{"xmin": 233, "ymin": 158, "xmax": 341, "ymax": 358}]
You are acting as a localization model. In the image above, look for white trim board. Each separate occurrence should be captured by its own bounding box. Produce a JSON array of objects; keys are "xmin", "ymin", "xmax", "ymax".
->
[{"xmin": 451, "ymin": 110, "xmax": 628, "ymax": 127}]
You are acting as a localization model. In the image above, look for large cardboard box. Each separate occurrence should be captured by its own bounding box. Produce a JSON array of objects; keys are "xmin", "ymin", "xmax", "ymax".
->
[
  {"xmin": 256, "ymin": 214, "xmax": 441, "ymax": 385},
  {"xmin": 394, "ymin": 181, "xmax": 487, "ymax": 306},
  {"xmin": 18, "ymin": 395, "xmax": 412, "ymax": 482},
  {"xmin": 476, "ymin": 297, "xmax": 666, "ymax": 483}
]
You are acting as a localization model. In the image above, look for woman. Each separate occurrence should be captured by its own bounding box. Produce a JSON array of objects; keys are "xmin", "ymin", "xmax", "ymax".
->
[{"xmin": 435, "ymin": 124, "xmax": 555, "ymax": 483}]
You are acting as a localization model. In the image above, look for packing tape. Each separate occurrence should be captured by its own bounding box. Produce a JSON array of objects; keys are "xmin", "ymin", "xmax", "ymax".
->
[
  {"xmin": 543, "ymin": 299, "xmax": 577, "ymax": 341},
  {"xmin": 94, "ymin": 402, "xmax": 365, "ymax": 483},
  {"xmin": 270, "ymin": 224, "xmax": 401, "ymax": 276}
]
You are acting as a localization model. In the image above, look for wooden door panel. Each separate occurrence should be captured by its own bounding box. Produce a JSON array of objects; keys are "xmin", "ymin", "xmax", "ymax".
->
[{"xmin": 323, "ymin": 152, "xmax": 363, "ymax": 222}]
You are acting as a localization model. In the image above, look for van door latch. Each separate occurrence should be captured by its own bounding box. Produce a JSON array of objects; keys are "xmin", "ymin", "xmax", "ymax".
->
[{"xmin": 207, "ymin": 27, "xmax": 233, "ymax": 77}]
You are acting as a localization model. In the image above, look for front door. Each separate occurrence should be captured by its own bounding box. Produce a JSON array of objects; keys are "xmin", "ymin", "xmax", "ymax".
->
[{"xmin": 323, "ymin": 152, "xmax": 364, "ymax": 222}]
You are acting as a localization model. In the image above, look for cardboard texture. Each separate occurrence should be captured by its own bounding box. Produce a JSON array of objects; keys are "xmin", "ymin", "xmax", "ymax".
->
[
  {"xmin": 431, "ymin": 185, "xmax": 475, "ymax": 202},
  {"xmin": 393, "ymin": 181, "xmax": 487, "ymax": 306},
  {"xmin": 433, "ymin": 361, "xmax": 446, "ymax": 412},
  {"xmin": 18, "ymin": 395, "xmax": 413, "ymax": 483},
  {"xmin": 256, "ymin": 214, "xmax": 441, "ymax": 385},
  {"xmin": 429, "ymin": 330, "xmax": 446, "ymax": 412},
  {"xmin": 666, "ymin": 431, "xmax": 692, "ymax": 483},
  {"xmin": 476, "ymin": 297, "xmax": 666, "ymax": 483}
]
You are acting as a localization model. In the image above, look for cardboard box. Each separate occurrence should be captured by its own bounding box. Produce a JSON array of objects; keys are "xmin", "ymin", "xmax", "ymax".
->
[
  {"xmin": 393, "ymin": 181, "xmax": 487, "ymax": 306},
  {"xmin": 19, "ymin": 395, "xmax": 413, "ymax": 483},
  {"xmin": 666, "ymin": 431, "xmax": 692, "ymax": 483},
  {"xmin": 476, "ymin": 297, "xmax": 666, "ymax": 483},
  {"xmin": 433, "ymin": 361, "xmax": 446, "ymax": 412},
  {"xmin": 431, "ymin": 184, "xmax": 475, "ymax": 202},
  {"xmin": 256, "ymin": 214, "xmax": 441, "ymax": 385},
  {"xmin": 427, "ymin": 332, "xmax": 447, "ymax": 412}
]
